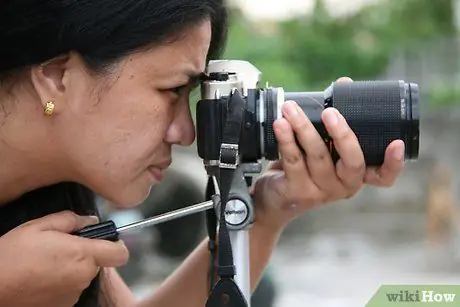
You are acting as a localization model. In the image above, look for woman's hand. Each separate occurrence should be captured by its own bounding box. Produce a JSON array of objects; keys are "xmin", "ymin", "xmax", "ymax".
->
[
  {"xmin": 251, "ymin": 77, "xmax": 405, "ymax": 233},
  {"xmin": 0, "ymin": 211, "xmax": 129, "ymax": 307}
]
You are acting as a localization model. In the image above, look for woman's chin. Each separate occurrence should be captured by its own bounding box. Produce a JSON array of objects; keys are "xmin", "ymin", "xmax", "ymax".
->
[{"xmin": 104, "ymin": 184, "xmax": 154, "ymax": 209}]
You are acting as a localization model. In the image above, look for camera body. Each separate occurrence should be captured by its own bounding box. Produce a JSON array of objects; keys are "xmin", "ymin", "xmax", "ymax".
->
[
  {"xmin": 196, "ymin": 60, "xmax": 290, "ymax": 177},
  {"xmin": 196, "ymin": 60, "xmax": 420, "ymax": 177}
]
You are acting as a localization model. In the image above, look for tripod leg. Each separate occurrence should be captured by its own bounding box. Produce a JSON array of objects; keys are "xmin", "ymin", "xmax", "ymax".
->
[{"xmin": 230, "ymin": 229, "xmax": 251, "ymax": 306}]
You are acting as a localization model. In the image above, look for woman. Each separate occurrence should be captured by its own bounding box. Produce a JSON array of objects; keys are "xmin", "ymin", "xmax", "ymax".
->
[{"xmin": 0, "ymin": 0, "xmax": 406, "ymax": 306}]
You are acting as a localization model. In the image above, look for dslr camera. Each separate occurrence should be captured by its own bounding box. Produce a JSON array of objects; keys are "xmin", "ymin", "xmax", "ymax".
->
[
  {"xmin": 196, "ymin": 60, "xmax": 420, "ymax": 174},
  {"xmin": 194, "ymin": 60, "xmax": 420, "ymax": 307}
]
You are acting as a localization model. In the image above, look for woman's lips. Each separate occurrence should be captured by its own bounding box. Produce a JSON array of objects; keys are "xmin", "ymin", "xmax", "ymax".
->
[
  {"xmin": 147, "ymin": 166, "xmax": 165, "ymax": 182},
  {"xmin": 147, "ymin": 160, "xmax": 171, "ymax": 182}
]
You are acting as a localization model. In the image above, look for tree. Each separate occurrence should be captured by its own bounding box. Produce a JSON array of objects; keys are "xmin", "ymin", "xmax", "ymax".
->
[{"xmin": 278, "ymin": 0, "xmax": 456, "ymax": 89}]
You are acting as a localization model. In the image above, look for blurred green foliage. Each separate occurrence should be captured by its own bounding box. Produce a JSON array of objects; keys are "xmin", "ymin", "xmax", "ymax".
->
[
  {"xmin": 221, "ymin": 0, "xmax": 457, "ymax": 93},
  {"xmin": 428, "ymin": 85, "xmax": 460, "ymax": 106},
  {"xmin": 188, "ymin": 0, "xmax": 458, "ymax": 114},
  {"xmin": 222, "ymin": 8, "xmax": 305, "ymax": 91}
]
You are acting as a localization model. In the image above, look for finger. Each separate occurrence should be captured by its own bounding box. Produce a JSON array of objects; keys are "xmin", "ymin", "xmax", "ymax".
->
[
  {"xmin": 273, "ymin": 117, "xmax": 311, "ymax": 184},
  {"xmin": 336, "ymin": 76, "xmax": 353, "ymax": 83},
  {"xmin": 268, "ymin": 160, "xmax": 282, "ymax": 170},
  {"xmin": 323, "ymin": 108, "xmax": 365, "ymax": 190},
  {"xmin": 269, "ymin": 76, "xmax": 353, "ymax": 175},
  {"xmin": 33, "ymin": 210, "xmax": 100, "ymax": 233},
  {"xmin": 282, "ymin": 101, "xmax": 340, "ymax": 191},
  {"xmin": 84, "ymin": 239, "xmax": 130, "ymax": 268},
  {"xmin": 364, "ymin": 140, "xmax": 405, "ymax": 187}
]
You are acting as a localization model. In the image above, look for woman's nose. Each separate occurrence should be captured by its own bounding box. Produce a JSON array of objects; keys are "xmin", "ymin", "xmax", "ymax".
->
[{"xmin": 164, "ymin": 104, "xmax": 195, "ymax": 146}]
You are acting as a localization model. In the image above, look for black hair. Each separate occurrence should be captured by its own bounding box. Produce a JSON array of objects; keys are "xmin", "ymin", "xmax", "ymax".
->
[
  {"xmin": 0, "ymin": 1, "xmax": 228, "ymax": 306},
  {"xmin": 0, "ymin": 0, "xmax": 228, "ymax": 74}
]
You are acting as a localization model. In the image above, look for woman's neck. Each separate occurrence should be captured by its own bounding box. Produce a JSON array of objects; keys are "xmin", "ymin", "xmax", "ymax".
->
[
  {"xmin": 0, "ymin": 100, "xmax": 69, "ymax": 206},
  {"xmin": 0, "ymin": 143, "xmax": 65, "ymax": 206}
]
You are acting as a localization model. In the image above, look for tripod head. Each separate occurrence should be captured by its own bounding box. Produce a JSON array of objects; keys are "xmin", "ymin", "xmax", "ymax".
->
[
  {"xmin": 197, "ymin": 61, "xmax": 268, "ymax": 307},
  {"xmin": 199, "ymin": 86, "xmax": 259, "ymax": 306}
]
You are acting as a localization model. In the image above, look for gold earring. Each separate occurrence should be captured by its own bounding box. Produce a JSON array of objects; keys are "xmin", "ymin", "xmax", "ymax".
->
[{"xmin": 44, "ymin": 100, "xmax": 55, "ymax": 116}]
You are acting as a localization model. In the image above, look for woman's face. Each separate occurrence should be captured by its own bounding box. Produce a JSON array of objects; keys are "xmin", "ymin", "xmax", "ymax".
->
[{"xmin": 53, "ymin": 21, "xmax": 212, "ymax": 207}]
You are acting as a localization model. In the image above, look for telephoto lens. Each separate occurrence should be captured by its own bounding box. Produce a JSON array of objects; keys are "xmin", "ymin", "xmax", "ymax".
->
[{"xmin": 272, "ymin": 80, "xmax": 420, "ymax": 165}]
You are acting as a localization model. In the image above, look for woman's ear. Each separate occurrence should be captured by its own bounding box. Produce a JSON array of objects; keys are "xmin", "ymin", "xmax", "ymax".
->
[{"xmin": 30, "ymin": 54, "xmax": 71, "ymax": 114}]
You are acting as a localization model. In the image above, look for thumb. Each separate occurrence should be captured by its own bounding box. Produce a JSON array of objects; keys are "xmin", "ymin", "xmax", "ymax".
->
[
  {"xmin": 335, "ymin": 76, "xmax": 353, "ymax": 83},
  {"xmin": 252, "ymin": 171, "xmax": 288, "ymax": 209},
  {"xmin": 267, "ymin": 160, "xmax": 283, "ymax": 171},
  {"xmin": 33, "ymin": 210, "xmax": 100, "ymax": 233},
  {"xmin": 83, "ymin": 239, "xmax": 130, "ymax": 268},
  {"xmin": 252, "ymin": 172, "xmax": 297, "ymax": 232}
]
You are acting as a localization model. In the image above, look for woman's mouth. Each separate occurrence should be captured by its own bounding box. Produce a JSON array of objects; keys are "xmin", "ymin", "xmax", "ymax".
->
[
  {"xmin": 147, "ymin": 166, "xmax": 165, "ymax": 182},
  {"xmin": 147, "ymin": 160, "xmax": 171, "ymax": 182}
]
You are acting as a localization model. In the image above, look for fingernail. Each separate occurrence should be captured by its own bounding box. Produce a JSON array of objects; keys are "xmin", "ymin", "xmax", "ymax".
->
[
  {"xmin": 295, "ymin": 104, "xmax": 305, "ymax": 115},
  {"xmin": 274, "ymin": 125, "xmax": 285, "ymax": 136},
  {"xmin": 274, "ymin": 119, "xmax": 289, "ymax": 134},
  {"xmin": 394, "ymin": 144, "xmax": 405, "ymax": 161},
  {"xmin": 324, "ymin": 109, "xmax": 339, "ymax": 126},
  {"xmin": 284, "ymin": 101, "xmax": 299, "ymax": 118},
  {"xmin": 286, "ymin": 203, "xmax": 299, "ymax": 211},
  {"xmin": 87, "ymin": 215, "xmax": 100, "ymax": 223}
]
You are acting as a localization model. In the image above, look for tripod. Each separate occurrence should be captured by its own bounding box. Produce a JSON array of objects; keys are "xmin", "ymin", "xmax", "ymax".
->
[
  {"xmin": 201, "ymin": 87, "xmax": 260, "ymax": 307},
  {"xmin": 204, "ymin": 162, "xmax": 257, "ymax": 307}
]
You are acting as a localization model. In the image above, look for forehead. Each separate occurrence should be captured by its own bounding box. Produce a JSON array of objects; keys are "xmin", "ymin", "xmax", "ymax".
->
[{"xmin": 126, "ymin": 20, "xmax": 212, "ymax": 80}]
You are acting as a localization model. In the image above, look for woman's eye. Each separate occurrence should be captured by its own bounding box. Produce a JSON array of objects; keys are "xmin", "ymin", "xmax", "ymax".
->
[{"xmin": 169, "ymin": 85, "xmax": 187, "ymax": 95}]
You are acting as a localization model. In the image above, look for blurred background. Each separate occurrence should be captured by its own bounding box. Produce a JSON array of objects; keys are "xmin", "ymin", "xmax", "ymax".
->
[{"xmin": 98, "ymin": 0, "xmax": 460, "ymax": 306}]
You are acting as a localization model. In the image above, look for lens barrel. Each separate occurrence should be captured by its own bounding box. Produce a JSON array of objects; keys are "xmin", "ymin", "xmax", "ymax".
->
[{"xmin": 266, "ymin": 80, "xmax": 420, "ymax": 166}]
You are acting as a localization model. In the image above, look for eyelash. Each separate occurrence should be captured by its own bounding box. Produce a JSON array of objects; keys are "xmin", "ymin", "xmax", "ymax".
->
[
  {"xmin": 168, "ymin": 80, "xmax": 200, "ymax": 96},
  {"xmin": 170, "ymin": 85, "xmax": 187, "ymax": 95}
]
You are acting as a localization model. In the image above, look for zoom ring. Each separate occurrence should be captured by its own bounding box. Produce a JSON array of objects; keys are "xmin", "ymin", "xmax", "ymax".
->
[{"xmin": 331, "ymin": 81, "xmax": 407, "ymax": 166}]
